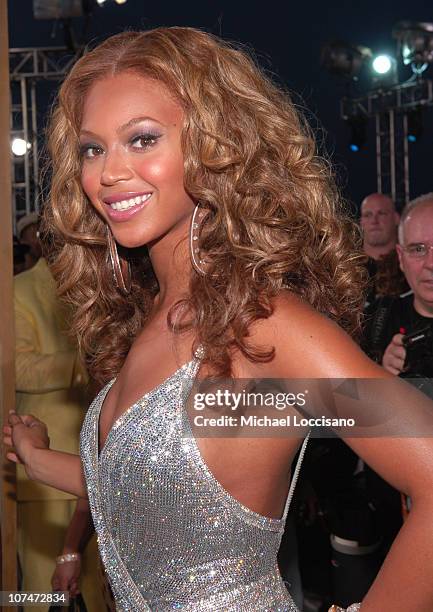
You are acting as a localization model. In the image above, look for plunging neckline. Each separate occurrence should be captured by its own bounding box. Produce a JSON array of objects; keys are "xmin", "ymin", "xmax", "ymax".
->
[{"xmin": 97, "ymin": 358, "xmax": 198, "ymax": 459}]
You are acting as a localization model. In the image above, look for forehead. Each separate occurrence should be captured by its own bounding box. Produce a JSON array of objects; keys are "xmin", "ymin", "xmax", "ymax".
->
[
  {"xmin": 403, "ymin": 204, "xmax": 433, "ymax": 243},
  {"xmin": 361, "ymin": 197, "xmax": 393, "ymax": 214},
  {"xmin": 81, "ymin": 72, "xmax": 183, "ymax": 130}
]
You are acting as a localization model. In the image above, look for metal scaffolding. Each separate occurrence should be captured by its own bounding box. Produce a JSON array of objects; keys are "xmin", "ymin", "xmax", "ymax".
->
[
  {"xmin": 9, "ymin": 46, "xmax": 80, "ymax": 229},
  {"xmin": 341, "ymin": 78, "xmax": 433, "ymax": 208}
]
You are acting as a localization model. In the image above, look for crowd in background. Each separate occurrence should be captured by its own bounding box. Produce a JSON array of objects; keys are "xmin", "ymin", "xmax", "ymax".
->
[{"xmin": 293, "ymin": 192, "xmax": 433, "ymax": 611}]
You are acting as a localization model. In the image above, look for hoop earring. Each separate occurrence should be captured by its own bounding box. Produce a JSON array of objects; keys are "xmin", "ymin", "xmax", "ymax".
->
[
  {"xmin": 189, "ymin": 202, "xmax": 207, "ymax": 276},
  {"xmin": 106, "ymin": 226, "xmax": 131, "ymax": 295}
]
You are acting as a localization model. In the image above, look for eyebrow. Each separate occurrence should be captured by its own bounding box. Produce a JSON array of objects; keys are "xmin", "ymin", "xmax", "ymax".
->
[{"xmin": 79, "ymin": 115, "xmax": 164, "ymax": 139}]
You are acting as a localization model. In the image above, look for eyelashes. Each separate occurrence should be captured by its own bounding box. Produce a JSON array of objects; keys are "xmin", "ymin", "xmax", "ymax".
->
[
  {"xmin": 79, "ymin": 131, "xmax": 162, "ymax": 159},
  {"xmin": 130, "ymin": 132, "xmax": 161, "ymax": 149},
  {"xmin": 79, "ymin": 143, "xmax": 103, "ymax": 159}
]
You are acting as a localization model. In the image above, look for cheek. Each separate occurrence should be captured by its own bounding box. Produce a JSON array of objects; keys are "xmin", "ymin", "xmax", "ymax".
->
[
  {"xmin": 80, "ymin": 167, "xmax": 104, "ymax": 218},
  {"xmin": 134, "ymin": 153, "xmax": 185, "ymax": 188},
  {"xmin": 81, "ymin": 165, "xmax": 100, "ymax": 200},
  {"xmin": 404, "ymin": 262, "xmax": 421, "ymax": 282}
]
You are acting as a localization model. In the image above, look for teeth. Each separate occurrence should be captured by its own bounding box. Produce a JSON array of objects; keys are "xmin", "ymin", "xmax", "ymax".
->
[{"xmin": 110, "ymin": 193, "xmax": 151, "ymax": 211}]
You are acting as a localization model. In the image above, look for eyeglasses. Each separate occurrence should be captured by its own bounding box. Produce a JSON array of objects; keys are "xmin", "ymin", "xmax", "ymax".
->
[{"xmin": 401, "ymin": 243, "xmax": 433, "ymax": 259}]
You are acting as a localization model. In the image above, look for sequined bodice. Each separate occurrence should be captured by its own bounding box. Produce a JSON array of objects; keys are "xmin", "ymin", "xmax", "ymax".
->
[{"xmin": 80, "ymin": 357, "xmax": 306, "ymax": 611}]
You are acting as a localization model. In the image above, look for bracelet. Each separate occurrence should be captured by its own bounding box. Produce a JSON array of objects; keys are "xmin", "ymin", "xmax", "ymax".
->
[
  {"xmin": 329, "ymin": 605, "xmax": 361, "ymax": 612},
  {"xmin": 56, "ymin": 552, "xmax": 81, "ymax": 564}
]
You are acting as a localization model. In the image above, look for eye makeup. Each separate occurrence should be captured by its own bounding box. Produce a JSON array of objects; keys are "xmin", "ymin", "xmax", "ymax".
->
[{"xmin": 129, "ymin": 130, "xmax": 162, "ymax": 150}]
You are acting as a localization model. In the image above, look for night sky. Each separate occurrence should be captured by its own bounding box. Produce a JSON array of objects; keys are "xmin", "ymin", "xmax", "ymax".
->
[{"xmin": 8, "ymin": 0, "xmax": 433, "ymax": 209}]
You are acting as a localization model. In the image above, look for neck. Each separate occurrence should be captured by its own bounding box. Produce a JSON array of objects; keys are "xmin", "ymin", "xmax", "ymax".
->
[
  {"xmin": 413, "ymin": 296, "xmax": 433, "ymax": 318},
  {"xmin": 148, "ymin": 217, "xmax": 192, "ymax": 311},
  {"xmin": 363, "ymin": 241, "xmax": 396, "ymax": 260}
]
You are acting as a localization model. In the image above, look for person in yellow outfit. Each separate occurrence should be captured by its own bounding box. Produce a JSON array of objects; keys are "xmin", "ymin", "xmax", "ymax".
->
[{"xmin": 14, "ymin": 254, "xmax": 104, "ymax": 611}]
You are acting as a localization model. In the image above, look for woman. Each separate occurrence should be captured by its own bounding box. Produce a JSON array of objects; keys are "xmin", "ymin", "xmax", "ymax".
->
[{"xmin": 4, "ymin": 28, "xmax": 433, "ymax": 611}]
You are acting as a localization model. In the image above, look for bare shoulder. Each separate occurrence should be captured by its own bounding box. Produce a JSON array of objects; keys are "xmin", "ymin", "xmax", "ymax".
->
[
  {"xmin": 230, "ymin": 292, "xmax": 433, "ymax": 502},
  {"xmin": 247, "ymin": 291, "xmax": 386, "ymax": 378}
]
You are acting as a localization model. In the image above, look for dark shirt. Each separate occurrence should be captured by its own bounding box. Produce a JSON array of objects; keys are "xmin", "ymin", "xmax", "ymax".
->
[{"xmin": 363, "ymin": 291, "xmax": 433, "ymax": 378}]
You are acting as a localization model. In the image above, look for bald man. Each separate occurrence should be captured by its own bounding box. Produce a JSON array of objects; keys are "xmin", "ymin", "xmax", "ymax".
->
[
  {"xmin": 381, "ymin": 195, "xmax": 433, "ymax": 377},
  {"xmin": 360, "ymin": 193, "xmax": 399, "ymax": 260},
  {"xmin": 360, "ymin": 194, "xmax": 407, "ymax": 306}
]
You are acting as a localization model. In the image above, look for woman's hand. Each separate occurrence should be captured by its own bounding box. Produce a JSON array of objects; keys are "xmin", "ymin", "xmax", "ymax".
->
[
  {"xmin": 2, "ymin": 411, "xmax": 50, "ymax": 479},
  {"xmin": 51, "ymin": 556, "xmax": 81, "ymax": 598},
  {"xmin": 3, "ymin": 413, "xmax": 85, "ymax": 496}
]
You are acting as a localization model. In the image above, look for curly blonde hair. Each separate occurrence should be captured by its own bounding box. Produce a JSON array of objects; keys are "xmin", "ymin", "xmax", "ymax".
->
[{"xmin": 43, "ymin": 27, "xmax": 366, "ymax": 385}]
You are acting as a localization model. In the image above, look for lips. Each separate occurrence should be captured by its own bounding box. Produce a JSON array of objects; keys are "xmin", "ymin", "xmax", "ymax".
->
[
  {"xmin": 103, "ymin": 192, "xmax": 152, "ymax": 206},
  {"xmin": 102, "ymin": 192, "xmax": 153, "ymax": 222}
]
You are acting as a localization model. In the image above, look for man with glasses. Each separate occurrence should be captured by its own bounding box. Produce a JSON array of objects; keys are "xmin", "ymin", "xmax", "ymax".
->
[{"xmin": 379, "ymin": 194, "xmax": 433, "ymax": 377}]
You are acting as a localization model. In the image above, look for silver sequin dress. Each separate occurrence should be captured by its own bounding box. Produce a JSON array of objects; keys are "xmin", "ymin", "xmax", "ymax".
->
[{"xmin": 80, "ymin": 356, "xmax": 308, "ymax": 611}]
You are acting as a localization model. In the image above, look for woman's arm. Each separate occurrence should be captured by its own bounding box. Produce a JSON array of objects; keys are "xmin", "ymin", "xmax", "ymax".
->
[
  {"xmin": 252, "ymin": 292, "xmax": 433, "ymax": 611},
  {"xmin": 3, "ymin": 411, "xmax": 87, "ymax": 498},
  {"xmin": 27, "ymin": 448, "xmax": 87, "ymax": 498},
  {"xmin": 51, "ymin": 498, "xmax": 94, "ymax": 596},
  {"xmin": 59, "ymin": 497, "xmax": 94, "ymax": 554}
]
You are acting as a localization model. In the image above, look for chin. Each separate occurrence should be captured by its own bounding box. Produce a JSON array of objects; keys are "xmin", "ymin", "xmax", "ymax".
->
[
  {"xmin": 111, "ymin": 226, "xmax": 155, "ymax": 250},
  {"xmin": 116, "ymin": 237, "xmax": 152, "ymax": 250}
]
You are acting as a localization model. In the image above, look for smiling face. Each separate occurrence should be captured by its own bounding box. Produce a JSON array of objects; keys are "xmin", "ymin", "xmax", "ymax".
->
[
  {"xmin": 397, "ymin": 202, "xmax": 433, "ymax": 317},
  {"xmin": 79, "ymin": 72, "xmax": 195, "ymax": 251}
]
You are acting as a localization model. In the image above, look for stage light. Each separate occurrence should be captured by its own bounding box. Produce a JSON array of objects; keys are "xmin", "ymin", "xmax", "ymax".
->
[
  {"xmin": 372, "ymin": 54, "xmax": 392, "ymax": 75},
  {"xmin": 393, "ymin": 21, "xmax": 433, "ymax": 68},
  {"xmin": 370, "ymin": 54, "xmax": 398, "ymax": 86},
  {"xmin": 11, "ymin": 138, "xmax": 31, "ymax": 156},
  {"xmin": 114, "ymin": 0, "xmax": 127, "ymax": 3},
  {"xmin": 96, "ymin": 0, "xmax": 107, "ymax": 4},
  {"xmin": 321, "ymin": 40, "xmax": 372, "ymax": 79}
]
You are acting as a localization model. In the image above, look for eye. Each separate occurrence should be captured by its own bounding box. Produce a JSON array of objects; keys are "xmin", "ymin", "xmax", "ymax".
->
[
  {"xmin": 130, "ymin": 132, "xmax": 161, "ymax": 150},
  {"xmin": 80, "ymin": 144, "xmax": 104, "ymax": 159},
  {"xmin": 407, "ymin": 244, "xmax": 427, "ymax": 257}
]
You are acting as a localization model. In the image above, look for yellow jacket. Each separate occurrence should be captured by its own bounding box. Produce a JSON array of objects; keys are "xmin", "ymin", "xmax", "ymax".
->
[{"xmin": 14, "ymin": 258, "xmax": 89, "ymax": 501}]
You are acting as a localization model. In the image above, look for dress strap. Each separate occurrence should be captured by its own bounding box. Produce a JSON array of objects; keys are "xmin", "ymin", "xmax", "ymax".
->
[
  {"xmin": 281, "ymin": 432, "xmax": 310, "ymax": 522},
  {"xmin": 187, "ymin": 343, "xmax": 204, "ymax": 378}
]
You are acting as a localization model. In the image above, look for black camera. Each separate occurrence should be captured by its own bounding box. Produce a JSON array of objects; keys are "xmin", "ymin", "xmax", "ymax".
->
[{"xmin": 402, "ymin": 324, "xmax": 433, "ymax": 379}]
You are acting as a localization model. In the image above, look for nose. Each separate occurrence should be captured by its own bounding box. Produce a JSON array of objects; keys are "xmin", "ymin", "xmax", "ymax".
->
[{"xmin": 100, "ymin": 150, "xmax": 133, "ymax": 185}]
